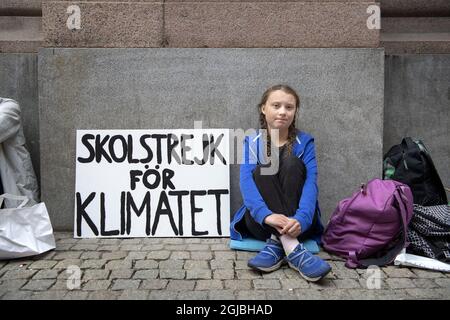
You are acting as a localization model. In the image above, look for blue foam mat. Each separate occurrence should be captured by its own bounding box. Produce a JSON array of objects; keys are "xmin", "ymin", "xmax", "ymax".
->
[{"xmin": 230, "ymin": 238, "xmax": 320, "ymax": 253}]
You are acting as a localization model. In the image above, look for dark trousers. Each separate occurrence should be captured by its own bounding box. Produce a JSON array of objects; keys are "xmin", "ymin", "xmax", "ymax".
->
[{"xmin": 244, "ymin": 154, "xmax": 313, "ymax": 241}]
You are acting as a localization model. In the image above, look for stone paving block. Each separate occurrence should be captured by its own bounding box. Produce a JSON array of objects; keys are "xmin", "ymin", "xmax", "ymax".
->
[
  {"xmin": 53, "ymin": 259, "xmax": 82, "ymax": 269},
  {"xmin": 296, "ymin": 288, "xmax": 326, "ymax": 300},
  {"xmin": 71, "ymin": 244, "xmax": 99, "ymax": 251},
  {"xmin": 148, "ymin": 290, "xmax": 178, "ymax": 300},
  {"xmin": 280, "ymin": 279, "xmax": 310, "ymax": 290},
  {"xmin": 32, "ymin": 270, "xmax": 60, "ymax": 280},
  {"xmin": 159, "ymin": 260, "xmax": 185, "ymax": 270},
  {"xmin": 118, "ymin": 289, "xmax": 150, "ymax": 300},
  {"xmin": 88, "ymin": 290, "xmax": 121, "ymax": 300},
  {"xmin": 141, "ymin": 238, "xmax": 162, "ymax": 245},
  {"xmin": 126, "ymin": 251, "xmax": 148, "ymax": 260},
  {"xmin": 406, "ymin": 288, "xmax": 449, "ymax": 299},
  {"xmin": 184, "ymin": 260, "xmax": 209, "ymax": 270},
  {"xmin": 79, "ymin": 251, "xmax": 102, "ymax": 260},
  {"xmin": 146, "ymin": 251, "xmax": 171, "ymax": 260},
  {"xmin": 82, "ymin": 270, "xmax": 110, "ymax": 281},
  {"xmin": 164, "ymin": 245, "xmax": 187, "ymax": 251},
  {"xmin": 63, "ymin": 291, "xmax": 89, "ymax": 300},
  {"xmin": 110, "ymin": 269, "xmax": 134, "ymax": 279},
  {"xmin": 348, "ymin": 289, "xmax": 403, "ymax": 300},
  {"xmin": 253, "ymin": 279, "xmax": 281, "ymax": 290},
  {"xmin": 0, "ymin": 279, "xmax": 28, "ymax": 292},
  {"xmin": 383, "ymin": 266, "xmax": 417, "ymax": 278},
  {"xmin": 121, "ymin": 239, "xmax": 143, "ymax": 245},
  {"xmin": 98, "ymin": 239, "xmax": 121, "ymax": 245},
  {"xmin": 309, "ymin": 279, "xmax": 337, "ymax": 290},
  {"xmin": 31, "ymin": 290, "xmax": 67, "ymax": 300},
  {"xmin": 236, "ymin": 251, "xmax": 254, "ymax": 260},
  {"xmin": 133, "ymin": 270, "xmax": 159, "ymax": 280},
  {"xmin": 49, "ymin": 280, "xmax": 72, "ymax": 291},
  {"xmin": 80, "ymin": 259, "xmax": 108, "ymax": 269},
  {"xmin": 2, "ymin": 269, "xmax": 38, "ymax": 280},
  {"xmin": 320, "ymin": 288, "xmax": 354, "ymax": 300},
  {"xmin": 1, "ymin": 290, "xmax": 33, "ymax": 300},
  {"xmin": 186, "ymin": 270, "xmax": 212, "ymax": 280},
  {"xmin": 170, "ymin": 251, "xmax": 191, "ymax": 260},
  {"xmin": 211, "ymin": 259, "xmax": 234, "ymax": 270},
  {"xmin": 53, "ymin": 251, "xmax": 83, "ymax": 260},
  {"xmin": 141, "ymin": 244, "xmax": 164, "ymax": 251},
  {"xmin": 412, "ymin": 278, "xmax": 440, "ymax": 289},
  {"xmin": 236, "ymin": 290, "xmax": 266, "ymax": 300},
  {"xmin": 190, "ymin": 251, "xmax": 212, "ymax": 260},
  {"xmin": 111, "ymin": 279, "xmax": 141, "ymax": 291},
  {"xmin": 266, "ymin": 290, "xmax": 298, "ymax": 300},
  {"xmin": 434, "ymin": 278, "xmax": 450, "ymax": 288},
  {"xmin": 98, "ymin": 246, "xmax": 118, "ymax": 251},
  {"xmin": 236, "ymin": 270, "xmax": 262, "ymax": 280},
  {"xmin": 331, "ymin": 266, "xmax": 360, "ymax": 279},
  {"xmin": 166, "ymin": 280, "xmax": 196, "ymax": 291},
  {"xmin": 214, "ymin": 251, "xmax": 236, "ymax": 260},
  {"xmin": 358, "ymin": 278, "xmax": 389, "ymax": 290},
  {"xmin": 208, "ymin": 290, "xmax": 235, "ymax": 300},
  {"xmin": 120, "ymin": 245, "xmax": 143, "ymax": 251},
  {"xmin": 161, "ymin": 238, "xmax": 185, "ymax": 245},
  {"xmin": 102, "ymin": 251, "xmax": 128, "ymax": 260},
  {"xmin": 82, "ymin": 280, "xmax": 111, "ymax": 291},
  {"xmin": 224, "ymin": 280, "xmax": 252, "ymax": 291},
  {"xmin": 261, "ymin": 269, "xmax": 287, "ymax": 280},
  {"xmin": 54, "ymin": 244, "xmax": 73, "ymax": 251},
  {"xmin": 140, "ymin": 279, "xmax": 168, "ymax": 290},
  {"xmin": 159, "ymin": 269, "xmax": 186, "ymax": 280},
  {"xmin": 213, "ymin": 269, "xmax": 235, "ymax": 280},
  {"xmin": 195, "ymin": 280, "xmax": 223, "ymax": 290},
  {"xmin": 332, "ymin": 279, "xmax": 362, "ymax": 289},
  {"xmin": 104, "ymin": 260, "xmax": 132, "ymax": 270},
  {"xmin": 412, "ymin": 269, "xmax": 445, "ymax": 278},
  {"xmin": 57, "ymin": 238, "xmax": 79, "ymax": 244},
  {"xmin": 184, "ymin": 238, "xmax": 202, "ymax": 244},
  {"xmin": 187, "ymin": 244, "xmax": 210, "ymax": 251},
  {"xmin": 134, "ymin": 260, "xmax": 159, "ymax": 269},
  {"xmin": 177, "ymin": 290, "xmax": 209, "ymax": 300},
  {"xmin": 386, "ymin": 278, "xmax": 417, "ymax": 289},
  {"xmin": 22, "ymin": 279, "xmax": 56, "ymax": 291},
  {"xmin": 210, "ymin": 244, "xmax": 230, "ymax": 251}
]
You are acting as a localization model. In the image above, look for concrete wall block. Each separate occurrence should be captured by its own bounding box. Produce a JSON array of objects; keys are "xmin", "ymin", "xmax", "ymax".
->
[
  {"xmin": 165, "ymin": 2, "xmax": 379, "ymax": 48},
  {"xmin": 43, "ymin": 1, "xmax": 164, "ymax": 47},
  {"xmin": 384, "ymin": 54, "xmax": 450, "ymax": 190},
  {"xmin": 39, "ymin": 48, "xmax": 384, "ymax": 230}
]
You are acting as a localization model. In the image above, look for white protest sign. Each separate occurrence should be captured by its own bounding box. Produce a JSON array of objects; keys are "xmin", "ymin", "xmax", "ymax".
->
[{"xmin": 75, "ymin": 129, "xmax": 230, "ymax": 238}]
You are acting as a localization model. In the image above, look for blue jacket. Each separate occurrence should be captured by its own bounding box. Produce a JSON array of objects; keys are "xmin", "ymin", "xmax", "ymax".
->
[{"xmin": 230, "ymin": 130, "xmax": 324, "ymax": 244}]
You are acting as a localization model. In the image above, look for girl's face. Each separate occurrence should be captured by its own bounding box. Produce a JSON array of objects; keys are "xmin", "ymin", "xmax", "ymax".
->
[{"xmin": 261, "ymin": 90, "xmax": 297, "ymax": 132}]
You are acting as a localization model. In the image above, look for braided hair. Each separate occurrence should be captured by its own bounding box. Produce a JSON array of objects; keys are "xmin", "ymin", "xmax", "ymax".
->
[{"xmin": 258, "ymin": 85, "xmax": 299, "ymax": 160}]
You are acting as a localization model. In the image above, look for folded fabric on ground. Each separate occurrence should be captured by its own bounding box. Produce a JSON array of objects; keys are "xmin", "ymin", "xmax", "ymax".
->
[
  {"xmin": 394, "ymin": 249, "xmax": 450, "ymax": 272},
  {"xmin": 230, "ymin": 238, "xmax": 320, "ymax": 254}
]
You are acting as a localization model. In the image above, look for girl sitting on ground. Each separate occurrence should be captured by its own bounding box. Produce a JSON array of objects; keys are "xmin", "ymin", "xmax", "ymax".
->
[{"xmin": 230, "ymin": 84, "xmax": 331, "ymax": 282}]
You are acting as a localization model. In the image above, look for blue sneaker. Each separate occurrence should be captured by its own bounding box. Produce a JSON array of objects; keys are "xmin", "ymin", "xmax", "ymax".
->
[
  {"xmin": 286, "ymin": 243, "xmax": 331, "ymax": 282},
  {"xmin": 247, "ymin": 239, "xmax": 286, "ymax": 272}
]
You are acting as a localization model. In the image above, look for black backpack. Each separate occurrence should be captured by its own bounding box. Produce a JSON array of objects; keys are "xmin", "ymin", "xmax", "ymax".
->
[{"xmin": 383, "ymin": 137, "xmax": 448, "ymax": 206}]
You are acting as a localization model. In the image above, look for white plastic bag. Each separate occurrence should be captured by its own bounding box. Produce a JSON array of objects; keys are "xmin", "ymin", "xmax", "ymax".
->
[{"xmin": 0, "ymin": 194, "xmax": 56, "ymax": 259}]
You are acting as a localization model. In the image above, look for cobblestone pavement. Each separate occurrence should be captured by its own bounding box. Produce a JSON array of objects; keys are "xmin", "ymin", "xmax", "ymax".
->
[{"xmin": 0, "ymin": 232, "xmax": 449, "ymax": 300}]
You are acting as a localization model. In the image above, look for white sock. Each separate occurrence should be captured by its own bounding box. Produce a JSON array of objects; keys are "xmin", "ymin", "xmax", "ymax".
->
[
  {"xmin": 279, "ymin": 235, "xmax": 299, "ymax": 256},
  {"xmin": 270, "ymin": 234, "xmax": 280, "ymax": 242}
]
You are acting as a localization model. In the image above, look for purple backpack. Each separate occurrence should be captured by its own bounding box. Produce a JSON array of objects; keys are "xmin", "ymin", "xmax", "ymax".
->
[{"xmin": 322, "ymin": 178, "xmax": 414, "ymax": 268}]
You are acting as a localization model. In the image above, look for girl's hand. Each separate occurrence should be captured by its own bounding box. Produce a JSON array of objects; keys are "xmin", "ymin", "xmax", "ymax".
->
[
  {"xmin": 264, "ymin": 214, "xmax": 289, "ymax": 233},
  {"xmin": 281, "ymin": 217, "xmax": 301, "ymax": 238}
]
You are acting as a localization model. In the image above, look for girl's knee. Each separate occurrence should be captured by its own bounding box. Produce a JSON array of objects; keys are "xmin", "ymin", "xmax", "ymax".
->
[{"xmin": 283, "ymin": 155, "xmax": 306, "ymax": 173}]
